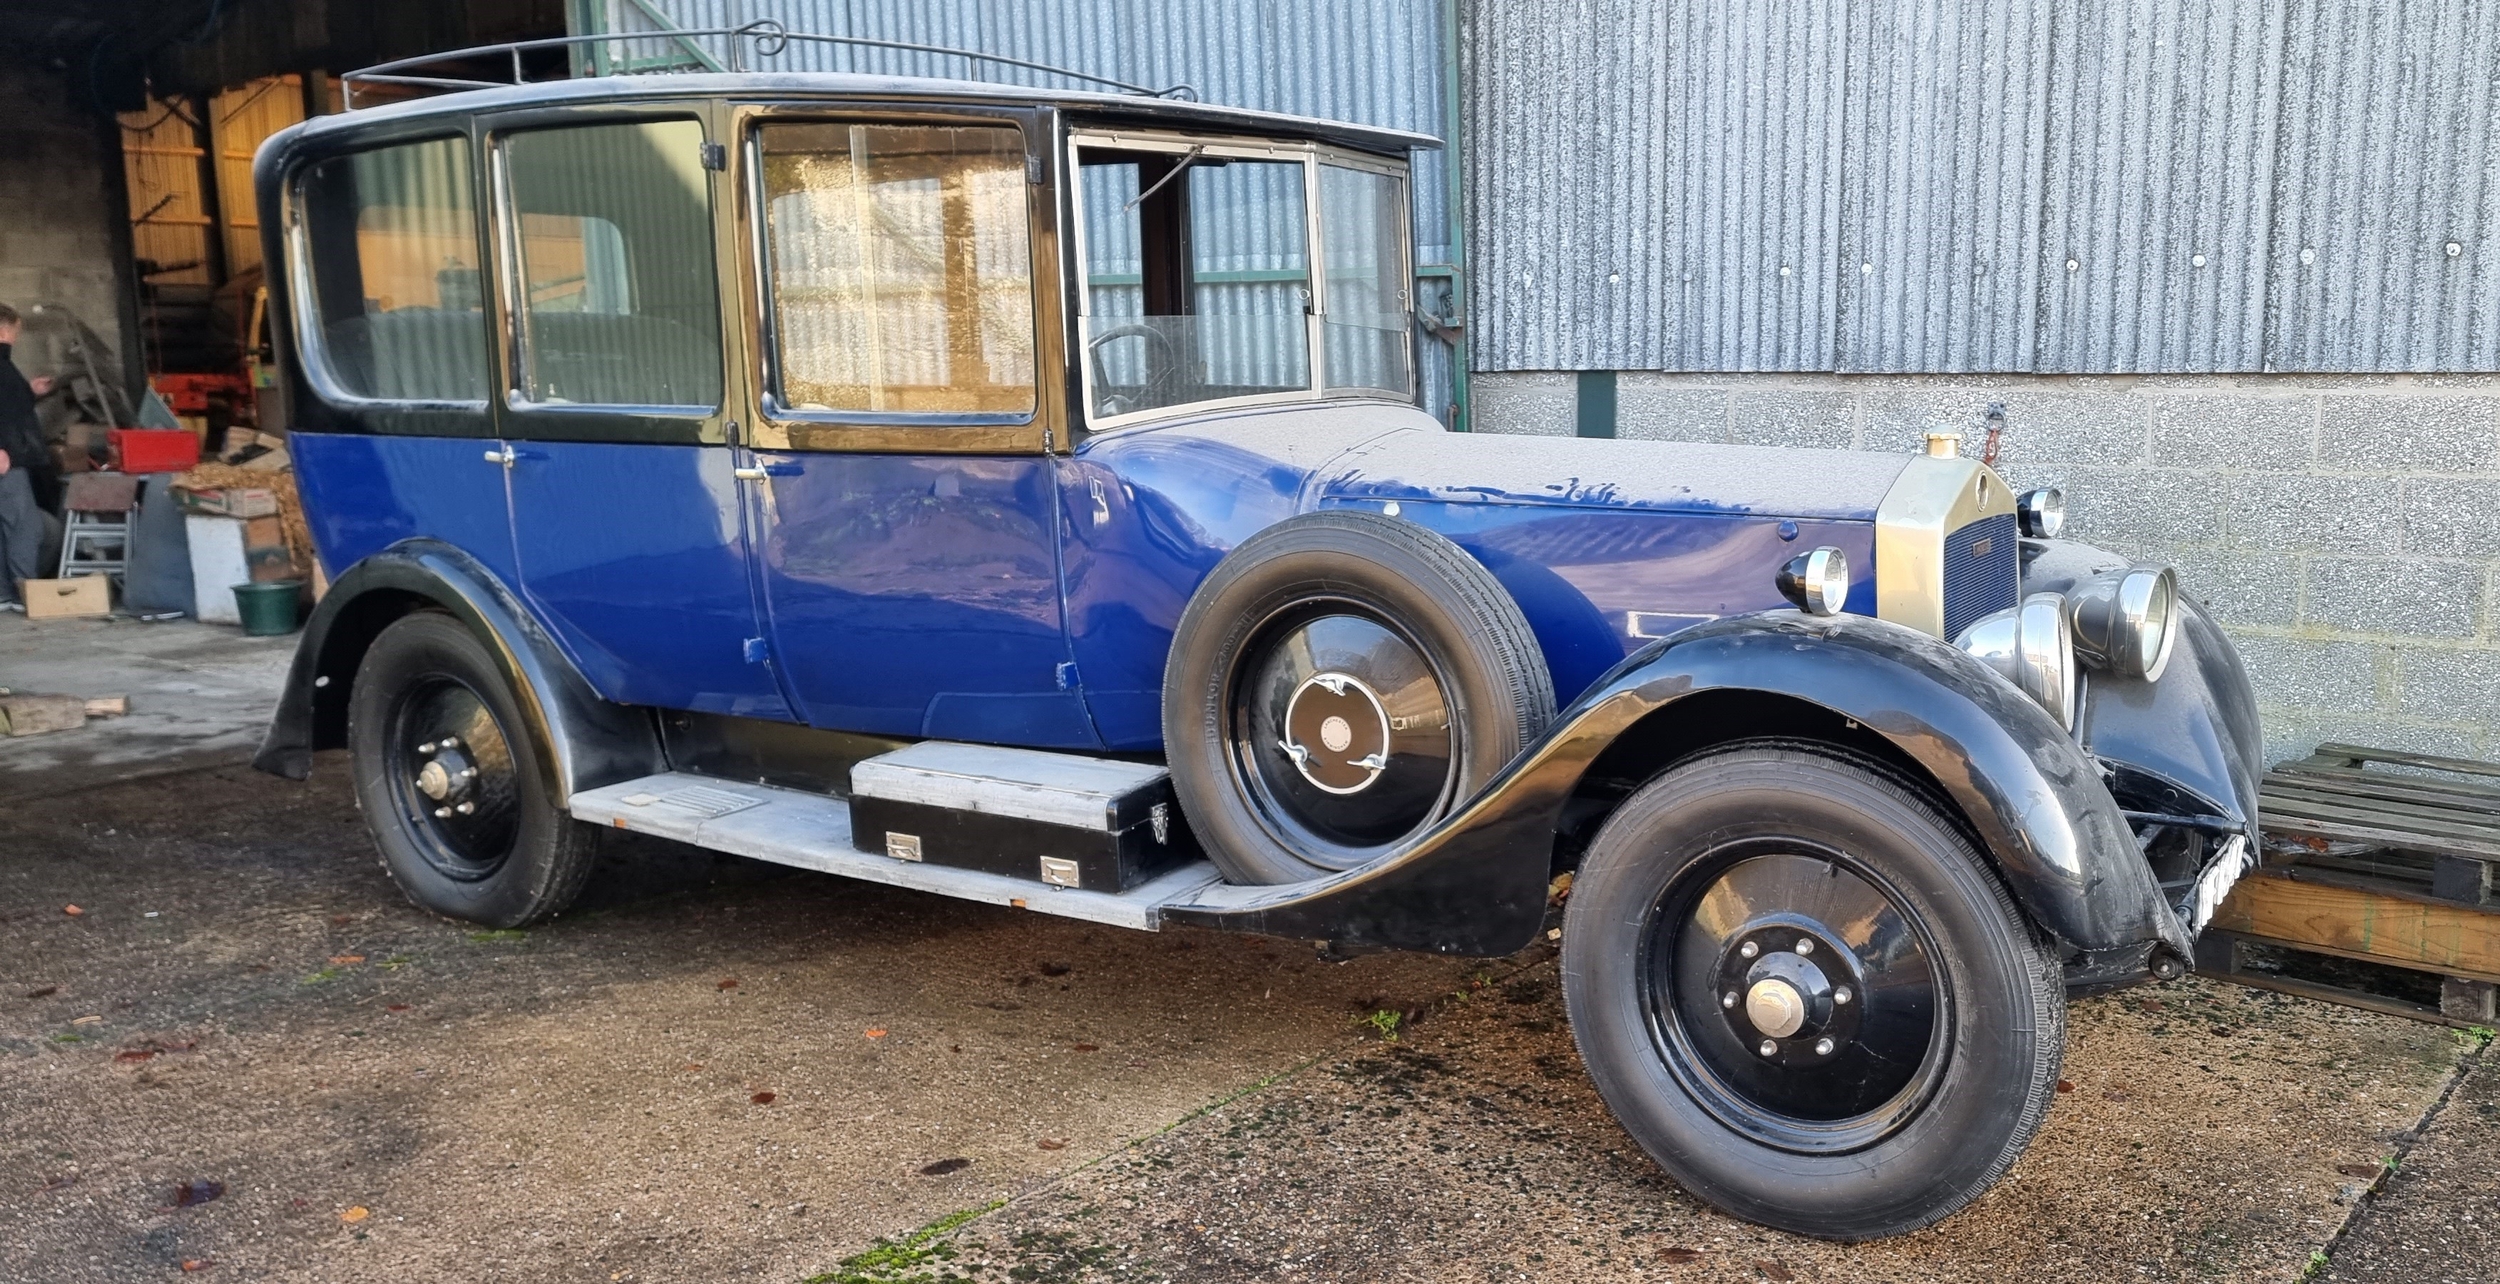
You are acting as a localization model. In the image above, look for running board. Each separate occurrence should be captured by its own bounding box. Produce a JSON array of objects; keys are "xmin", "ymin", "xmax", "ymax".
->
[{"xmin": 569, "ymin": 771, "xmax": 1225, "ymax": 931}]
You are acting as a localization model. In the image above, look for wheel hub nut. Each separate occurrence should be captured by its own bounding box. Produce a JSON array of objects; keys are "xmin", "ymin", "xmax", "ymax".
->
[
  {"xmin": 415, "ymin": 745, "xmax": 477, "ymax": 803},
  {"xmin": 1744, "ymin": 977, "xmax": 1807, "ymax": 1039}
]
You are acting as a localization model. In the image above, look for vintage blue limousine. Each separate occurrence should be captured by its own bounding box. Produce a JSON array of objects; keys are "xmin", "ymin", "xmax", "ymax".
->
[{"xmin": 251, "ymin": 49, "xmax": 2260, "ymax": 1240}]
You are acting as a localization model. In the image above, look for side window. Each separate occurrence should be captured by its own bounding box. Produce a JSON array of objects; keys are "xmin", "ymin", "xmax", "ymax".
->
[
  {"xmin": 299, "ymin": 137, "xmax": 487, "ymax": 403},
  {"xmin": 500, "ymin": 120, "xmax": 723, "ymax": 409},
  {"xmin": 1319, "ymin": 164, "xmax": 1412, "ymax": 397},
  {"xmin": 758, "ymin": 123, "xmax": 1037, "ymax": 417},
  {"xmin": 1076, "ymin": 150, "xmax": 1312, "ymax": 419}
]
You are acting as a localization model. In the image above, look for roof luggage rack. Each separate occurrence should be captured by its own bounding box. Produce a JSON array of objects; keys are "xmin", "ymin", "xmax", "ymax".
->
[{"xmin": 340, "ymin": 19, "xmax": 1198, "ymax": 111}]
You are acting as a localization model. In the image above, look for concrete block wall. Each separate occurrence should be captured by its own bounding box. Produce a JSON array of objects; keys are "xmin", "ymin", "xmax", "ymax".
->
[
  {"xmin": 0, "ymin": 66, "xmax": 132, "ymax": 377},
  {"xmin": 1472, "ymin": 370, "xmax": 2500, "ymax": 766}
]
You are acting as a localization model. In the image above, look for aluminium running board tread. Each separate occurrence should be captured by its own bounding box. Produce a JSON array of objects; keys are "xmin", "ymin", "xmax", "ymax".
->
[{"xmin": 569, "ymin": 771, "xmax": 1225, "ymax": 931}]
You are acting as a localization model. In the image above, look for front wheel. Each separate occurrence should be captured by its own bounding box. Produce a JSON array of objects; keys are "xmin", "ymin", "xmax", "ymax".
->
[
  {"xmin": 1561, "ymin": 742, "xmax": 2063, "ymax": 1239},
  {"xmin": 346, "ymin": 611, "xmax": 599, "ymax": 928}
]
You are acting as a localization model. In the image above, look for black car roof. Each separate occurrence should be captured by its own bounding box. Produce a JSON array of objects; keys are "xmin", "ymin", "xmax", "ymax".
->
[{"xmin": 282, "ymin": 71, "xmax": 1440, "ymax": 158}]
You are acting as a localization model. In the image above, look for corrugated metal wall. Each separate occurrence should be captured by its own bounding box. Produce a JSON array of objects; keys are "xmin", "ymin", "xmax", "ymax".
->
[
  {"xmin": 1471, "ymin": 0, "xmax": 2500, "ymax": 375},
  {"xmin": 575, "ymin": 0, "xmax": 1461, "ymax": 418}
]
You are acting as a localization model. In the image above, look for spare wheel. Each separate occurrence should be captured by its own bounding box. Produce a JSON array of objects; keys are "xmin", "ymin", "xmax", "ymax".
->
[{"xmin": 1163, "ymin": 510, "xmax": 1555, "ymax": 884}]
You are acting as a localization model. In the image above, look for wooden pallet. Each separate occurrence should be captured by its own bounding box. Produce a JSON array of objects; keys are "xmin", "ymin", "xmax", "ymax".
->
[{"xmin": 2200, "ymin": 742, "xmax": 2500, "ymax": 1027}]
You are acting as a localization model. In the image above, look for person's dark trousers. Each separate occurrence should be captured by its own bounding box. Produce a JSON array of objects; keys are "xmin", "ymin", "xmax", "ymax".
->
[{"xmin": 0, "ymin": 466, "xmax": 42, "ymax": 603}]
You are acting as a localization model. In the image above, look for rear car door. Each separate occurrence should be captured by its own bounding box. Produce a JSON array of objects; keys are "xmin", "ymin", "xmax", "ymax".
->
[
  {"xmin": 286, "ymin": 130, "xmax": 518, "ymax": 586},
  {"xmin": 731, "ymin": 105, "xmax": 1095, "ymax": 747},
  {"xmin": 486, "ymin": 106, "xmax": 794, "ymax": 720}
]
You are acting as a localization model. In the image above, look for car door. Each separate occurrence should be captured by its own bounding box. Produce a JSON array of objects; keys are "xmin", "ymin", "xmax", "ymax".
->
[
  {"xmin": 285, "ymin": 131, "xmax": 520, "ymax": 586},
  {"xmin": 486, "ymin": 107, "xmax": 794, "ymax": 720},
  {"xmin": 732, "ymin": 105, "xmax": 1096, "ymax": 748}
]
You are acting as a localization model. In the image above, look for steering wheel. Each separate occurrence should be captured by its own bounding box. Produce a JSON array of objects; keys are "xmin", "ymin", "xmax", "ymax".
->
[{"xmin": 1088, "ymin": 323, "xmax": 1179, "ymax": 417}]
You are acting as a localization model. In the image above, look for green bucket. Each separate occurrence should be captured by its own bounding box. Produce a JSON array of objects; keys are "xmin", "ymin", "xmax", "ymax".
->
[{"xmin": 232, "ymin": 580, "xmax": 304, "ymax": 636}]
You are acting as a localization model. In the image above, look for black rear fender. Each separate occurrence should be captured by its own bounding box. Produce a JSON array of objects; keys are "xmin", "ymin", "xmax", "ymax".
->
[{"xmin": 252, "ymin": 539, "xmax": 663, "ymax": 802}]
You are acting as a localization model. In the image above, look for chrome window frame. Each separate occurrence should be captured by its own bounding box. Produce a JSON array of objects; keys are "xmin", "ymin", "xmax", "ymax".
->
[
  {"xmin": 1065, "ymin": 129, "xmax": 1416, "ymax": 435},
  {"xmin": 282, "ymin": 131, "xmax": 495, "ymax": 418},
  {"xmin": 740, "ymin": 106, "xmax": 1051, "ymax": 444},
  {"xmin": 486, "ymin": 112, "xmax": 727, "ymax": 421}
]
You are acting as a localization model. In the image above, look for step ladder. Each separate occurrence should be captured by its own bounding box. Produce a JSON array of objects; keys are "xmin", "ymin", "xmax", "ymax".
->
[{"xmin": 56, "ymin": 472, "xmax": 141, "ymax": 580}]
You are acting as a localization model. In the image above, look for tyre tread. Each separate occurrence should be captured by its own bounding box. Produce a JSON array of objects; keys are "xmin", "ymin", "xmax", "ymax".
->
[{"xmin": 1562, "ymin": 740, "xmax": 2065, "ymax": 1239}]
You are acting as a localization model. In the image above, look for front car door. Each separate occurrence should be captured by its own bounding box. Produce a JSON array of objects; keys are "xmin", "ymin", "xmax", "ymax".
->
[
  {"xmin": 485, "ymin": 104, "xmax": 793, "ymax": 720},
  {"xmin": 731, "ymin": 103, "xmax": 1095, "ymax": 748}
]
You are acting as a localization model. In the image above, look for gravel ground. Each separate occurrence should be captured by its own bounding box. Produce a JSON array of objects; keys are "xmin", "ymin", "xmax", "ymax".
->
[
  {"xmin": 1, "ymin": 759, "xmax": 2484, "ymax": 1283},
  {"xmin": 2320, "ymin": 1055, "xmax": 2500, "ymax": 1284}
]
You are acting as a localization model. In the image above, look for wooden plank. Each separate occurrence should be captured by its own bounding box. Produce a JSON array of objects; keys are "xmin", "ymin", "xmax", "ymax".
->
[
  {"xmin": 2275, "ymin": 759, "xmax": 2500, "ymax": 806},
  {"xmin": 2255, "ymin": 863, "xmax": 2478, "ymax": 913},
  {"xmin": 2269, "ymin": 765, "xmax": 2500, "ymax": 815},
  {"xmin": 2259, "ymin": 789, "xmax": 2500, "ymax": 840},
  {"xmin": 2260, "ymin": 785, "xmax": 2500, "ymax": 839},
  {"xmin": 2311, "ymin": 741, "xmax": 2500, "ymax": 781},
  {"xmin": 2258, "ymin": 799, "xmax": 2500, "ymax": 862},
  {"xmin": 2196, "ymin": 933, "xmax": 2466, "ymax": 1027},
  {"xmin": 2207, "ymin": 872, "xmax": 2500, "ymax": 983}
]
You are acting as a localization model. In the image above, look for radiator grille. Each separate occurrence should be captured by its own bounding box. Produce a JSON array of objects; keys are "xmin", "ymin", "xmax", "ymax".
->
[{"xmin": 1942, "ymin": 513, "xmax": 2020, "ymax": 640}]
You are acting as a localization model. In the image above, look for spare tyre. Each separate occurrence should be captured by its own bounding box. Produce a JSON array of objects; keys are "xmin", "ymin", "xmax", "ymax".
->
[{"xmin": 1163, "ymin": 510, "xmax": 1555, "ymax": 884}]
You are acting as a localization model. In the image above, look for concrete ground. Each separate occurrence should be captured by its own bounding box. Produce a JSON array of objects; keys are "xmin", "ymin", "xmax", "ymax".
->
[
  {"xmin": 0, "ymin": 612, "xmax": 296, "ymax": 798},
  {"xmin": 3, "ymin": 757, "xmax": 2490, "ymax": 1283}
]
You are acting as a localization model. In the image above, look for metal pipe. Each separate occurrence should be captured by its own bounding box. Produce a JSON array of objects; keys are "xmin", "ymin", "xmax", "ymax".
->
[{"xmin": 339, "ymin": 25, "xmax": 1195, "ymax": 109}]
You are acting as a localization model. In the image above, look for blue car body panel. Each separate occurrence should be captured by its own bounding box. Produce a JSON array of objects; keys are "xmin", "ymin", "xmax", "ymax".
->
[
  {"xmin": 293, "ymin": 432, "xmax": 522, "ymax": 590},
  {"xmin": 748, "ymin": 449, "xmax": 1098, "ymax": 749},
  {"xmin": 294, "ymin": 409, "xmax": 1914, "ymax": 754},
  {"xmin": 1056, "ymin": 405, "xmax": 1899, "ymax": 750},
  {"xmin": 505, "ymin": 440, "xmax": 794, "ymax": 721}
]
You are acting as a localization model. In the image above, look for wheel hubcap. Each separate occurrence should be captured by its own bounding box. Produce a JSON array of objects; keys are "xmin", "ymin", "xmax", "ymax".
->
[
  {"xmin": 1230, "ymin": 606, "xmax": 1456, "ymax": 863},
  {"xmin": 1642, "ymin": 844, "xmax": 1949, "ymax": 1153},
  {"xmin": 385, "ymin": 679, "xmax": 522, "ymax": 881},
  {"xmin": 1281, "ymin": 671, "xmax": 1391, "ymax": 794}
]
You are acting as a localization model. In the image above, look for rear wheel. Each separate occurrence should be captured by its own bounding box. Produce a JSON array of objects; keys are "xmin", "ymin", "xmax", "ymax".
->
[
  {"xmin": 347, "ymin": 611, "xmax": 598, "ymax": 928},
  {"xmin": 1561, "ymin": 742, "xmax": 2063, "ymax": 1239}
]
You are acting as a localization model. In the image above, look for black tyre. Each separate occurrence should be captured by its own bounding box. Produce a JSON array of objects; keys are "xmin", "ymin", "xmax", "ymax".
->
[
  {"xmin": 1561, "ymin": 742, "xmax": 2063, "ymax": 1239},
  {"xmin": 347, "ymin": 611, "xmax": 598, "ymax": 928},
  {"xmin": 1164, "ymin": 510, "xmax": 1554, "ymax": 884}
]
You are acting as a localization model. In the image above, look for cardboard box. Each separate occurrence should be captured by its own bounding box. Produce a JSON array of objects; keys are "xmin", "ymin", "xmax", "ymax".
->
[
  {"xmin": 20, "ymin": 576, "xmax": 111, "ymax": 620},
  {"xmin": 174, "ymin": 485, "xmax": 280, "ymax": 519}
]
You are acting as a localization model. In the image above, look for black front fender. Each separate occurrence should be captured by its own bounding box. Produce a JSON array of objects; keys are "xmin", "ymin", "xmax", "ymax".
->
[
  {"xmin": 251, "ymin": 539, "xmax": 663, "ymax": 802},
  {"xmin": 2023, "ymin": 538, "xmax": 2264, "ymax": 833},
  {"xmin": 1167, "ymin": 611, "xmax": 2185, "ymax": 962}
]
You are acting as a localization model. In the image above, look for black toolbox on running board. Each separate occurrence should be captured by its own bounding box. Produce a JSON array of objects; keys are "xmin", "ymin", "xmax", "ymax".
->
[{"xmin": 847, "ymin": 742, "xmax": 1196, "ymax": 892}]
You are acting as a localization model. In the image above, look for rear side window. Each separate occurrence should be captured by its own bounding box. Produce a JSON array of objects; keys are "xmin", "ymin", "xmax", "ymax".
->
[
  {"xmin": 500, "ymin": 120, "xmax": 724, "ymax": 409},
  {"xmin": 758, "ymin": 123, "xmax": 1037, "ymax": 417},
  {"xmin": 299, "ymin": 137, "xmax": 488, "ymax": 403}
]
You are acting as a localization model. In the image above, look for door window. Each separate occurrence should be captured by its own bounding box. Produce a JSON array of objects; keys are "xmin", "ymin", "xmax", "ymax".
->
[
  {"xmin": 1076, "ymin": 153, "xmax": 1313, "ymax": 419},
  {"xmin": 500, "ymin": 120, "xmax": 724, "ymax": 410},
  {"xmin": 758, "ymin": 123, "xmax": 1037, "ymax": 417},
  {"xmin": 297, "ymin": 136, "xmax": 487, "ymax": 403},
  {"xmin": 1319, "ymin": 164, "xmax": 1412, "ymax": 397}
]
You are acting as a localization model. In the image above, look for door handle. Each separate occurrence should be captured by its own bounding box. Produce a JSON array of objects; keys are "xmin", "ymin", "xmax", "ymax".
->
[
  {"xmin": 733, "ymin": 466, "xmax": 768, "ymax": 481},
  {"xmin": 484, "ymin": 446, "xmax": 515, "ymax": 467}
]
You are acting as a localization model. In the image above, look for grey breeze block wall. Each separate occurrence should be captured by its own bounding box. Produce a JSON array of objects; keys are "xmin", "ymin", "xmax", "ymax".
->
[
  {"xmin": 1471, "ymin": 370, "xmax": 2500, "ymax": 767},
  {"xmin": 0, "ymin": 67, "xmax": 132, "ymax": 375}
]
